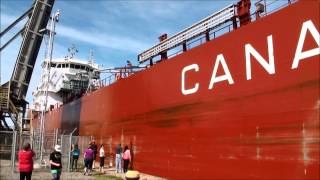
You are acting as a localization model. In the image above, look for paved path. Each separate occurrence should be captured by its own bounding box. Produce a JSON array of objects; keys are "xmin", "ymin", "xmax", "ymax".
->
[
  {"xmin": 0, "ymin": 160, "xmax": 166, "ymax": 180},
  {"xmin": 99, "ymin": 167, "xmax": 166, "ymax": 180}
]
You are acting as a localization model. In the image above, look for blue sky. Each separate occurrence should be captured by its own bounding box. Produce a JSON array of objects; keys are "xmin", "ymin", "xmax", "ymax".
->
[{"xmin": 1, "ymin": 0, "xmax": 236, "ymax": 104}]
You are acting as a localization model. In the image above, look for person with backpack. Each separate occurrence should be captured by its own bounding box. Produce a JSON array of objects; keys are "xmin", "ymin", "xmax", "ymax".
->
[{"xmin": 71, "ymin": 144, "xmax": 80, "ymax": 171}]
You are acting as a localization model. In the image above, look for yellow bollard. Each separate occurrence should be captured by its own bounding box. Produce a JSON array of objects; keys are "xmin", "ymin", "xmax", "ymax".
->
[{"xmin": 125, "ymin": 170, "xmax": 140, "ymax": 180}]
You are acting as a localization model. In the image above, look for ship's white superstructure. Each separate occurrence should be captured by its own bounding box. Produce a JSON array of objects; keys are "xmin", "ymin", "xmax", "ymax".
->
[{"xmin": 32, "ymin": 56, "xmax": 100, "ymax": 111}]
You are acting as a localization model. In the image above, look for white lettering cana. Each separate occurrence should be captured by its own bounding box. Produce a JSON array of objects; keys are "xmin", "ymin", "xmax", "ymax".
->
[{"xmin": 181, "ymin": 20, "xmax": 319, "ymax": 95}]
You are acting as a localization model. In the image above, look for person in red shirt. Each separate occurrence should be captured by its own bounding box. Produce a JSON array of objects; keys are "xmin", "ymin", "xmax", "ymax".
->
[{"xmin": 18, "ymin": 143, "xmax": 35, "ymax": 180}]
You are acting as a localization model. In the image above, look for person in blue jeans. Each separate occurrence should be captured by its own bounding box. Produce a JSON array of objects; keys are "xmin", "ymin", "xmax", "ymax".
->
[{"xmin": 115, "ymin": 144, "xmax": 122, "ymax": 173}]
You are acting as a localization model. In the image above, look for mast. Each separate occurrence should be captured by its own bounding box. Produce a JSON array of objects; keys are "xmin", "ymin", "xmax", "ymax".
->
[{"xmin": 39, "ymin": 9, "xmax": 60, "ymax": 162}]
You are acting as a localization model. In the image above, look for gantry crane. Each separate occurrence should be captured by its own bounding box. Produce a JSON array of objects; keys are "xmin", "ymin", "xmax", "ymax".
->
[{"xmin": 0, "ymin": 0, "xmax": 55, "ymax": 130}]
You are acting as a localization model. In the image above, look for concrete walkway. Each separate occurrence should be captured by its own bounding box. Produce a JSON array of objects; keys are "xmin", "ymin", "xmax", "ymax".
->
[
  {"xmin": 0, "ymin": 160, "xmax": 166, "ymax": 180},
  {"xmin": 98, "ymin": 167, "xmax": 166, "ymax": 180}
]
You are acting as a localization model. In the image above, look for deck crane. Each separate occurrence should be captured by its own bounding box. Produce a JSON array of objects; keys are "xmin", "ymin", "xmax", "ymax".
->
[{"xmin": 0, "ymin": 0, "xmax": 55, "ymax": 130}]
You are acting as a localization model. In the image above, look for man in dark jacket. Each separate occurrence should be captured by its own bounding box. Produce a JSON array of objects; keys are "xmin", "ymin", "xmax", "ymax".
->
[
  {"xmin": 91, "ymin": 140, "xmax": 98, "ymax": 169},
  {"xmin": 50, "ymin": 145, "xmax": 62, "ymax": 180}
]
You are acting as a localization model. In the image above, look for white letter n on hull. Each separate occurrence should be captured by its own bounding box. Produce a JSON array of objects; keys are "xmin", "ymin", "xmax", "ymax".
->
[{"xmin": 245, "ymin": 35, "xmax": 275, "ymax": 80}]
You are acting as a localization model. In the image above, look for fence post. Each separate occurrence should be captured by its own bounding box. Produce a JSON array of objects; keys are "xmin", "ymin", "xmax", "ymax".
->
[
  {"xmin": 11, "ymin": 131, "xmax": 17, "ymax": 175},
  {"xmin": 55, "ymin": 128, "xmax": 58, "ymax": 145},
  {"xmin": 67, "ymin": 128, "xmax": 77, "ymax": 172},
  {"xmin": 67, "ymin": 135, "xmax": 71, "ymax": 172},
  {"xmin": 30, "ymin": 129, "xmax": 34, "ymax": 149}
]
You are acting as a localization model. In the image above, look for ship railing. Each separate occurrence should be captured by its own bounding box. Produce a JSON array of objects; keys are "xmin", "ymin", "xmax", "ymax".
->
[
  {"xmin": 100, "ymin": 74, "xmax": 116, "ymax": 87},
  {"xmin": 95, "ymin": 66, "xmax": 147, "ymax": 89},
  {"xmin": 139, "ymin": 0, "xmax": 297, "ymax": 65},
  {"xmin": 138, "ymin": 4, "xmax": 237, "ymax": 64},
  {"xmin": 167, "ymin": 21, "xmax": 235, "ymax": 60},
  {"xmin": 85, "ymin": 0, "xmax": 296, "ymax": 93}
]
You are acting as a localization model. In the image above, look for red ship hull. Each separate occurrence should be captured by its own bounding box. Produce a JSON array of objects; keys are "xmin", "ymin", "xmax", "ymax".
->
[{"xmin": 35, "ymin": 1, "xmax": 319, "ymax": 179}]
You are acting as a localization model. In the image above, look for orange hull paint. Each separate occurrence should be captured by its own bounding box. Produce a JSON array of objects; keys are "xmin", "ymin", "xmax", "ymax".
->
[{"xmin": 36, "ymin": 1, "xmax": 319, "ymax": 179}]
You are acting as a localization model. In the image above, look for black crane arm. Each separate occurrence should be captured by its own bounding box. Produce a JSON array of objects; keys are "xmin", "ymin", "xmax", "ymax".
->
[{"xmin": 10, "ymin": 0, "xmax": 55, "ymax": 103}]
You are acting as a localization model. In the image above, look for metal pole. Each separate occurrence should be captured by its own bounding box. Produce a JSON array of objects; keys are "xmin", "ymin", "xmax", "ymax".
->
[
  {"xmin": 39, "ymin": 10, "xmax": 60, "ymax": 163},
  {"xmin": 11, "ymin": 131, "xmax": 17, "ymax": 175},
  {"xmin": 264, "ymin": 0, "xmax": 267, "ymax": 15},
  {"xmin": 68, "ymin": 135, "xmax": 71, "ymax": 172},
  {"xmin": 54, "ymin": 128, "xmax": 58, "ymax": 145},
  {"xmin": 67, "ymin": 128, "xmax": 77, "ymax": 172}
]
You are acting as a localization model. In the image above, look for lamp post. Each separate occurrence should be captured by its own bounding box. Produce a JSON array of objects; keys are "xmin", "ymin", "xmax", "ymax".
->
[{"xmin": 39, "ymin": 9, "xmax": 60, "ymax": 163}]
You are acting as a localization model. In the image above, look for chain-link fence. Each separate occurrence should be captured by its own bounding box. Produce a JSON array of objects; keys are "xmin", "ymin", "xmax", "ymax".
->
[
  {"xmin": 0, "ymin": 131, "xmax": 17, "ymax": 175},
  {"xmin": 0, "ymin": 130, "xmax": 92, "ymax": 175}
]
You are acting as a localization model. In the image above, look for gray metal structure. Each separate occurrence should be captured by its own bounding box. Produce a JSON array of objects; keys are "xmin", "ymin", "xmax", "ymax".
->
[
  {"xmin": 0, "ymin": 0, "xmax": 55, "ymax": 130},
  {"xmin": 137, "ymin": 4, "xmax": 236, "ymax": 63}
]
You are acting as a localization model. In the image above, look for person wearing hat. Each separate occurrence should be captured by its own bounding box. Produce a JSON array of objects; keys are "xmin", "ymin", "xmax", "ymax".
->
[{"xmin": 49, "ymin": 145, "xmax": 62, "ymax": 180}]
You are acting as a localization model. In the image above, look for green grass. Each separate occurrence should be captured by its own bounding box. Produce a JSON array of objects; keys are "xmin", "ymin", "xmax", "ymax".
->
[{"xmin": 93, "ymin": 173, "xmax": 123, "ymax": 180}]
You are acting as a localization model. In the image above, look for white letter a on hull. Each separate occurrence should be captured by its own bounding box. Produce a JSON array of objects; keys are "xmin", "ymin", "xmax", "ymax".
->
[
  {"xmin": 208, "ymin": 54, "xmax": 234, "ymax": 89},
  {"xmin": 292, "ymin": 20, "xmax": 320, "ymax": 69}
]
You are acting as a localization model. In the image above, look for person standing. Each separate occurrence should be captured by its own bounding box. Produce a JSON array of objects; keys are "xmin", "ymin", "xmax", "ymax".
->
[
  {"xmin": 18, "ymin": 143, "xmax": 35, "ymax": 180},
  {"xmin": 83, "ymin": 145, "xmax": 94, "ymax": 175},
  {"xmin": 115, "ymin": 144, "xmax": 122, "ymax": 173},
  {"xmin": 122, "ymin": 145, "xmax": 131, "ymax": 173},
  {"xmin": 91, "ymin": 140, "xmax": 98, "ymax": 169},
  {"xmin": 49, "ymin": 145, "xmax": 62, "ymax": 180},
  {"xmin": 71, "ymin": 144, "xmax": 80, "ymax": 171},
  {"xmin": 99, "ymin": 144, "xmax": 105, "ymax": 172}
]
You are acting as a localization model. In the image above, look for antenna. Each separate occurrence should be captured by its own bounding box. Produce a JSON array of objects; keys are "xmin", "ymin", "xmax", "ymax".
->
[
  {"xmin": 88, "ymin": 49, "xmax": 94, "ymax": 64},
  {"xmin": 66, "ymin": 44, "xmax": 78, "ymax": 59}
]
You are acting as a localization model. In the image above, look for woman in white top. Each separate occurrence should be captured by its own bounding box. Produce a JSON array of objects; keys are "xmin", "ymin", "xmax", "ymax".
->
[{"xmin": 99, "ymin": 144, "xmax": 105, "ymax": 172}]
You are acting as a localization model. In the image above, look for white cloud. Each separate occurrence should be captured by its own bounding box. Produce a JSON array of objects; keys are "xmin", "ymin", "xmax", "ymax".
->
[
  {"xmin": 56, "ymin": 24, "xmax": 150, "ymax": 53},
  {"xmin": 1, "ymin": 14, "xmax": 16, "ymax": 27},
  {"xmin": 0, "ymin": 13, "xmax": 28, "ymax": 31}
]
